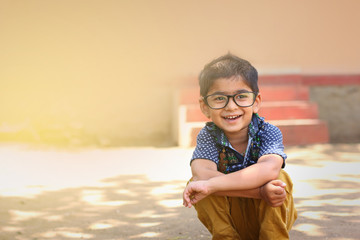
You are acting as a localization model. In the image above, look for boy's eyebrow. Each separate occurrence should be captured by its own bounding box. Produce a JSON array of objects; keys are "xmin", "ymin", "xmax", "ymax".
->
[{"xmin": 209, "ymin": 89, "xmax": 252, "ymax": 95}]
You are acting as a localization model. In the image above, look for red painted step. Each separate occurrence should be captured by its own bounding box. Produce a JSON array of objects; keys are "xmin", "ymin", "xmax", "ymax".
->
[
  {"xmin": 259, "ymin": 101, "xmax": 319, "ymax": 120},
  {"xmin": 258, "ymin": 74, "xmax": 303, "ymax": 85},
  {"xmin": 259, "ymin": 85, "xmax": 309, "ymax": 102},
  {"xmin": 270, "ymin": 119, "xmax": 329, "ymax": 145},
  {"xmin": 189, "ymin": 119, "xmax": 329, "ymax": 147}
]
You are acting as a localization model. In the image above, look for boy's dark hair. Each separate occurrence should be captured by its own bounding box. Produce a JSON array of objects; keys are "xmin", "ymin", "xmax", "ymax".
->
[{"xmin": 199, "ymin": 53, "xmax": 259, "ymax": 97}]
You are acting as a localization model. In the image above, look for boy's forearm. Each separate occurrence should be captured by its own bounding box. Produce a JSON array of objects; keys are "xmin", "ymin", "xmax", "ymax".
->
[
  {"xmin": 206, "ymin": 155, "xmax": 283, "ymax": 194},
  {"xmin": 191, "ymin": 159, "xmax": 223, "ymax": 181},
  {"xmin": 192, "ymin": 167, "xmax": 223, "ymax": 181}
]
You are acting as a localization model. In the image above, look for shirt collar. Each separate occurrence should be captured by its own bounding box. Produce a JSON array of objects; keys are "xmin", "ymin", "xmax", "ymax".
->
[{"xmin": 205, "ymin": 113, "xmax": 264, "ymax": 148}]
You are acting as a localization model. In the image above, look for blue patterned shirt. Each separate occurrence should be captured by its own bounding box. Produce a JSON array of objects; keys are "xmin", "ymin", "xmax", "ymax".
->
[{"xmin": 191, "ymin": 114, "xmax": 286, "ymax": 173}]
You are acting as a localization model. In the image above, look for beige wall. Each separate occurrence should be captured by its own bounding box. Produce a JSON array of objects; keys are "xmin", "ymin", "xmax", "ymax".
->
[{"xmin": 1, "ymin": 0, "xmax": 360, "ymax": 146}]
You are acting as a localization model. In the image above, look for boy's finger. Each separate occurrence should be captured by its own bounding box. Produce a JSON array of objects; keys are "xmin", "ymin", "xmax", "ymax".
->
[
  {"xmin": 184, "ymin": 195, "xmax": 190, "ymax": 204},
  {"xmin": 183, "ymin": 190, "xmax": 191, "ymax": 203},
  {"xmin": 272, "ymin": 180, "xmax": 286, "ymax": 188},
  {"xmin": 183, "ymin": 198, "xmax": 188, "ymax": 207},
  {"xmin": 183, "ymin": 197, "xmax": 191, "ymax": 208},
  {"xmin": 274, "ymin": 186, "xmax": 286, "ymax": 195}
]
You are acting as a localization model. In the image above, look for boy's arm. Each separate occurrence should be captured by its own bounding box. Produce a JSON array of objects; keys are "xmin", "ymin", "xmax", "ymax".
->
[
  {"xmin": 198, "ymin": 154, "xmax": 283, "ymax": 194},
  {"xmin": 184, "ymin": 154, "xmax": 284, "ymax": 207},
  {"xmin": 190, "ymin": 157, "xmax": 284, "ymax": 200},
  {"xmin": 191, "ymin": 159, "xmax": 222, "ymax": 181},
  {"xmin": 184, "ymin": 178, "xmax": 286, "ymax": 208},
  {"xmin": 216, "ymin": 180, "xmax": 286, "ymax": 207},
  {"xmin": 191, "ymin": 159, "xmax": 263, "ymax": 198}
]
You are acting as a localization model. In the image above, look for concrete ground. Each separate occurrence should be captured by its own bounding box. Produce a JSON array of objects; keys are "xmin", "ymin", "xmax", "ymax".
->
[{"xmin": 0, "ymin": 143, "xmax": 359, "ymax": 240}]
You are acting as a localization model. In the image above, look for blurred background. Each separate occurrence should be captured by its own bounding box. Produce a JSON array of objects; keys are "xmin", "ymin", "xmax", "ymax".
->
[
  {"xmin": 1, "ymin": 0, "xmax": 359, "ymax": 147},
  {"xmin": 1, "ymin": 1, "xmax": 360, "ymax": 239}
]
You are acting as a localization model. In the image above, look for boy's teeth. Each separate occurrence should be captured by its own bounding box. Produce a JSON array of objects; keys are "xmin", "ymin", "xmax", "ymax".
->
[{"xmin": 225, "ymin": 115, "xmax": 239, "ymax": 119}]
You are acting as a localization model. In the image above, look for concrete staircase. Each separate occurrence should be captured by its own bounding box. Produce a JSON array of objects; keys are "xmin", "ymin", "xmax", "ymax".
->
[{"xmin": 175, "ymin": 75, "xmax": 329, "ymax": 147}]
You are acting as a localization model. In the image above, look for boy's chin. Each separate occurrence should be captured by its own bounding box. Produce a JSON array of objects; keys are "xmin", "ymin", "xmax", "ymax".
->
[{"xmin": 222, "ymin": 125, "xmax": 248, "ymax": 134}]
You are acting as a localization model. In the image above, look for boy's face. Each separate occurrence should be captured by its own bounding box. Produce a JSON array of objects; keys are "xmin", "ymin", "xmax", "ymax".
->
[{"xmin": 199, "ymin": 76, "xmax": 261, "ymax": 138}]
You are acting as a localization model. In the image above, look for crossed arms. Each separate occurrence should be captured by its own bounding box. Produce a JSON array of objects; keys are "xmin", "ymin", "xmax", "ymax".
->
[{"xmin": 183, "ymin": 154, "xmax": 286, "ymax": 208}]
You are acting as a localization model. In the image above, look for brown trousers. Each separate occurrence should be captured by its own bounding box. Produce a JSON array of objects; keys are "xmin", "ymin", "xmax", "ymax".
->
[{"xmin": 193, "ymin": 170, "xmax": 297, "ymax": 240}]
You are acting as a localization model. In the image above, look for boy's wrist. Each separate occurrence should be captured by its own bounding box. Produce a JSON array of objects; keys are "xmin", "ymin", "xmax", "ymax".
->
[
  {"xmin": 206, "ymin": 178, "xmax": 217, "ymax": 195},
  {"xmin": 259, "ymin": 185, "xmax": 265, "ymax": 200}
]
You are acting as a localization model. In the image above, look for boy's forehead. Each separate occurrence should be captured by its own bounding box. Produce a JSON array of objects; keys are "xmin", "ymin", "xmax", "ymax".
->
[{"xmin": 208, "ymin": 77, "xmax": 252, "ymax": 94}]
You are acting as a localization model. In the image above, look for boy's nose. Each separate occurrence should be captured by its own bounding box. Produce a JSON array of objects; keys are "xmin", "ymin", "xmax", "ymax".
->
[{"xmin": 225, "ymin": 97, "xmax": 238, "ymax": 110}]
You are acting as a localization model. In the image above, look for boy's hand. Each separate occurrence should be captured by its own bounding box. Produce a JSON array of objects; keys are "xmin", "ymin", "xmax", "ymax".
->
[
  {"xmin": 260, "ymin": 180, "xmax": 286, "ymax": 207},
  {"xmin": 183, "ymin": 180, "xmax": 211, "ymax": 208}
]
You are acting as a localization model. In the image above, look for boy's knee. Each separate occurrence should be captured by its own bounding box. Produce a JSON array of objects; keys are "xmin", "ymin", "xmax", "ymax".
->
[
  {"xmin": 194, "ymin": 196, "xmax": 241, "ymax": 239},
  {"xmin": 194, "ymin": 195, "xmax": 230, "ymax": 221},
  {"xmin": 258, "ymin": 173, "xmax": 297, "ymax": 235}
]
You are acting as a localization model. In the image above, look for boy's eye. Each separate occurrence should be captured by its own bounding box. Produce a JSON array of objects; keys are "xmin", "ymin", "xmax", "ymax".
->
[
  {"xmin": 235, "ymin": 93, "xmax": 249, "ymax": 100},
  {"xmin": 214, "ymin": 96, "xmax": 226, "ymax": 101},
  {"xmin": 208, "ymin": 95, "xmax": 227, "ymax": 102}
]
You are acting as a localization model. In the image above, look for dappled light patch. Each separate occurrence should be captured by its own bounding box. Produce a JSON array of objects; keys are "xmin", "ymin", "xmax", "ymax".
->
[
  {"xmin": 126, "ymin": 209, "xmax": 178, "ymax": 219},
  {"xmin": 150, "ymin": 184, "xmax": 183, "ymax": 196},
  {"xmin": 157, "ymin": 199, "xmax": 183, "ymax": 208},
  {"xmin": 136, "ymin": 222, "xmax": 161, "ymax": 227},
  {"xmin": 9, "ymin": 210, "xmax": 45, "ymax": 222},
  {"xmin": 128, "ymin": 178, "xmax": 146, "ymax": 184},
  {"xmin": 88, "ymin": 219, "xmax": 127, "ymax": 230},
  {"xmin": 81, "ymin": 189, "xmax": 137, "ymax": 207},
  {"xmin": 293, "ymin": 224, "xmax": 324, "ymax": 237},
  {"xmin": 294, "ymin": 178, "xmax": 360, "ymax": 207},
  {"xmin": 300, "ymin": 210, "xmax": 358, "ymax": 220},
  {"xmin": 298, "ymin": 198, "xmax": 360, "ymax": 207},
  {"xmin": 116, "ymin": 188, "xmax": 139, "ymax": 197},
  {"xmin": 42, "ymin": 214, "xmax": 64, "ymax": 221},
  {"xmin": 0, "ymin": 185, "xmax": 47, "ymax": 198},
  {"xmin": 299, "ymin": 211, "xmax": 324, "ymax": 220},
  {"xmin": 129, "ymin": 231, "xmax": 161, "ymax": 238},
  {"xmin": 0, "ymin": 226, "xmax": 23, "ymax": 233}
]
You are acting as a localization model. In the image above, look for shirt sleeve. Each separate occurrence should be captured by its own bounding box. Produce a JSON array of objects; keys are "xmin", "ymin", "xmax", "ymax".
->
[
  {"xmin": 259, "ymin": 123, "xmax": 287, "ymax": 167},
  {"xmin": 190, "ymin": 127, "xmax": 219, "ymax": 165}
]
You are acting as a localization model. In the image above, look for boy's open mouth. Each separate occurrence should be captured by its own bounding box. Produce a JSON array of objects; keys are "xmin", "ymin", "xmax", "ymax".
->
[{"xmin": 223, "ymin": 115, "xmax": 241, "ymax": 120}]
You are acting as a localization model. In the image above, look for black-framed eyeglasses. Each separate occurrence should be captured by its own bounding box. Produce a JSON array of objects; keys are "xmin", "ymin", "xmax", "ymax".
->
[{"xmin": 203, "ymin": 91, "xmax": 258, "ymax": 109}]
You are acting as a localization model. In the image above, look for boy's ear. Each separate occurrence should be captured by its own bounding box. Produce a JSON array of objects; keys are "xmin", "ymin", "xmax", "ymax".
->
[
  {"xmin": 199, "ymin": 98, "xmax": 211, "ymax": 119},
  {"xmin": 252, "ymin": 93, "xmax": 262, "ymax": 113}
]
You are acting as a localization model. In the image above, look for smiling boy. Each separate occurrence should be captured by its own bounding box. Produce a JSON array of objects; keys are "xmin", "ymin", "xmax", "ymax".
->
[{"xmin": 183, "ymin": 54, "xmax": 297, "ymax": 239}]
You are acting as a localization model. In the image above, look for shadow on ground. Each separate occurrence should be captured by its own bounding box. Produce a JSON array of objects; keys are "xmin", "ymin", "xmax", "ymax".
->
[
  {"xmin": 290, "ymin": 180, "xmax": 360, "ymax": 239},
  {"xmin": 0, "ymin": 175, "xmax": 210, "ymax": 240},
  {"xmin": 286, "ymin": 144, "xmax": 360, "ymax": 239}
]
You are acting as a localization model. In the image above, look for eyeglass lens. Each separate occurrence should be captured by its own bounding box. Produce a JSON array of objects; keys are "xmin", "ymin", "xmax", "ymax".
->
[{"xmin": 206, "ymin": 92, "xmax": 255, "ymax": 109}]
